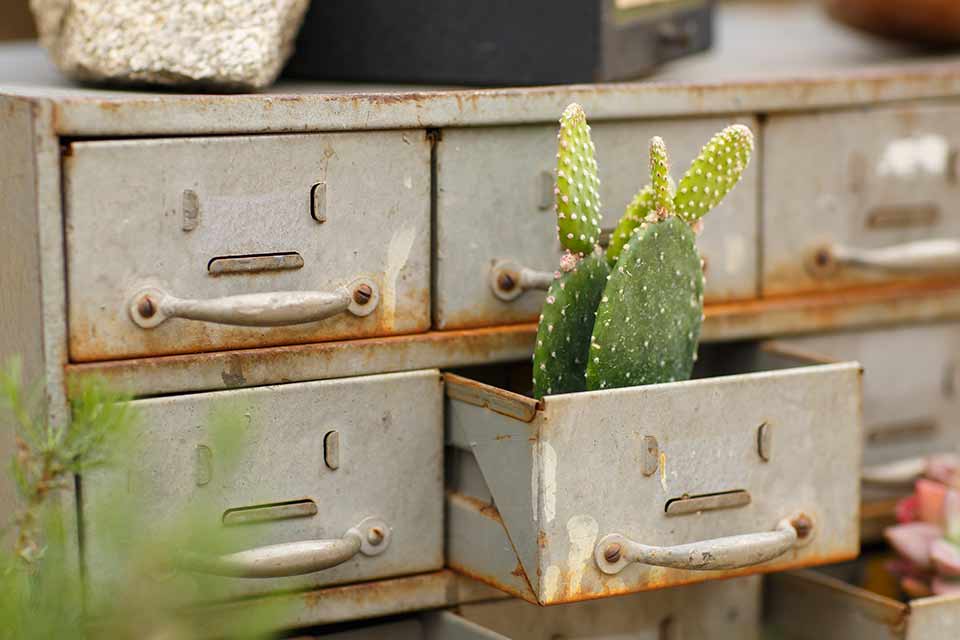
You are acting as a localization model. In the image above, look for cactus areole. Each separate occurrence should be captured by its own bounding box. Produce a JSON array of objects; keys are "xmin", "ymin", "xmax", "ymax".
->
[{"xmin": 532, "ymin": 104, "xmax": 753, "ymax": 398}]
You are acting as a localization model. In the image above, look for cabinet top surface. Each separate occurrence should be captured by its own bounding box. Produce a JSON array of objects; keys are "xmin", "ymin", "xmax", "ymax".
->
[{"xmin": 3, "ymin": 1, "xmax": 960, "ymax": 136}]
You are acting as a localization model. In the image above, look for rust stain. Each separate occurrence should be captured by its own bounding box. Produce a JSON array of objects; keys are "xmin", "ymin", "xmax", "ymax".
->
[
  {"xmin": 537, "ymin": 530, "xmax": 547, "ymax": 549},
  {"xmin": 65, "ymin": 324, "xmax": 538, "ymax": 396},
  {"xmin": 510, "ymin": 563, "xmax": 525, "ymax": 578},
  {"xmin": 447, "ymin": 491, "xmax": 504, "ymax": 524},
  {"xmin": 447, "ymin": 561, "xmax": 537, "ymax": 604},
  {"xmin": 538, "ymin": 548, "xmax": 860, "ymax": 606},
  {"xmin": 495, "ymin": 434, "xmax": 512, "ymax": 441}
]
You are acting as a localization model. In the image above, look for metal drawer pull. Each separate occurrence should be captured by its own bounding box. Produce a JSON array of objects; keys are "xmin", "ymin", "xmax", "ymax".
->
[
  {"xmin": 128, "ymin": 277, "xmax": 379, "ymax": 329},
  {"xmin": 809, "ymin": 239, "xmax": 960, "ymax": 277},
  {"xmin": 489, "ymin": 259, "xmax": 553, "ymax": 301},
  {"xmin": 181, "ymin": 517, "xmax": 390, "ymax": 578},
  {"xmin": 861, "ymin": 457, "xmax": 926, "ymax": 486},
  {"xmin": 594, "ymin": 514, "xmax": 813, "ymax": 574}
]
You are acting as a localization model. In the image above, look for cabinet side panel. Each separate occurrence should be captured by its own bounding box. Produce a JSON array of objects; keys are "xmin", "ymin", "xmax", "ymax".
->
[{"xmin": 0, "ymin": 97, "xmax": 45, "ymax": 534}]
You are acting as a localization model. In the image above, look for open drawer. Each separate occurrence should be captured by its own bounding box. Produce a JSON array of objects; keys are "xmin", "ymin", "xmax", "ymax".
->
[
  {"xmin": 766, "ymin": 570, "xmax": 960, "ymax": 640},
  {"xmin": 310, "ymin": 575, "xmax": 760, "ymax": 639},
  {"xmin": 444, "ymin": 343, "xmax": 863, "ymax": 605}
]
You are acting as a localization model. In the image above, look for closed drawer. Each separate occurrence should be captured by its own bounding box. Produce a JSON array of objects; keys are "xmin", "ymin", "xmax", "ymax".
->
[
  {"xmin": 763, "ymin": 103, "xmax": 960, "ymax": 297},
  {"xmin": 310, "ymin": 575, "xmax": 760, "ymax": 639},
  {"xmin": 779, "ymin": 325, "xmax": 960, "ymax": 483},
  {"xmin": 435, "ymin": 117, "xmax": 759, "ymax": 330},
  {"xmin": 82, "ymin": 369, "xmax": 443, "ymax": 600},
  {"xmin": 65, "ymin": 132, "xmax": 431, "ymax": 361},
  {"xmin": 444, "ymin": 343, "xmax": 862, "ymax": 605},
  {"xmin": 767, "ymin": 570, "xmax": 960, "ymax": 640}
]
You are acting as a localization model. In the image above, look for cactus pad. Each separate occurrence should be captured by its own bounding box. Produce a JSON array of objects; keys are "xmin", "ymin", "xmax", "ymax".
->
[
  {"xmin": 532, "ymin": 253, "xmax": 610, "ymax": 399},
  {"xmin": 649, "ymin": 136, "xmax": 673, "ymax": 217},
  {"xmin": 586, "ymin": 217, "xmax": 704, "ymax": 391},
  {"xmin": 555, "ymin": 104, "xmax": 602, "ymax": 254},
  {"xmin": 606, "ymin": 186, "xmax": 653, "ymax": 267},
  {"xmin": 675, "ymin": 124, "xmax": 754, "ymax": 223}
]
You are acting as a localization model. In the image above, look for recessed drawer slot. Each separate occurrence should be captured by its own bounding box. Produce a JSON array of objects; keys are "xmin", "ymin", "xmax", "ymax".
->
[
  {"xmin": 222, "ymin": 499, "xmax": 318, "ymax": 525},
  {"xmin": 208, "ymin": 252, "xmax": 304, "ymax": 276},
  {"xmin": 665, "ymin": 489, "xmax": 751, "ymax": 516}
]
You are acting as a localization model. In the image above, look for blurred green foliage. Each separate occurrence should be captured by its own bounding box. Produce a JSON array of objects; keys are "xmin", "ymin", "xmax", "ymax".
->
[{"xmin": 0, "ymin": 359, "xmax": 290, "ymax": 639}]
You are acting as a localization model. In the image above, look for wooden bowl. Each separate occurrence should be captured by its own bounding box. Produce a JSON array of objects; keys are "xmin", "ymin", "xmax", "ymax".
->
[{"xmin": 824, "ymin": 0, "xmax": 960, "ymax": 45}]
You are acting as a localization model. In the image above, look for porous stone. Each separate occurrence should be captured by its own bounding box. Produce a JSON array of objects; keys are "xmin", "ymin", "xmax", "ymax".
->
[{"xmin": 30, "ymin": 0, "xmax": 309, "ymax": 90}]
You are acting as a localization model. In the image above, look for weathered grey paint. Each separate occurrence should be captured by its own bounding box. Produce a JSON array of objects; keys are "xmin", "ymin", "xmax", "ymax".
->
[{"xmin": 82, "ymin": 369, "xmax": 444, "ymax": 602}]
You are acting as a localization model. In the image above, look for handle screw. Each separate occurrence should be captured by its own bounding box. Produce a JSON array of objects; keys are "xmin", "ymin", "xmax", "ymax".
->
[
  {"xmin": 137, "ymin": 296, "xmax": 156, "ymax": 319},
  {"xmin": 604, "ymin": 543, "xmax": 622, "ymax": 564},
  {"xmin": 367, "ymin": 527, "xmax": 385, "ymax": 546},
  {"xmin": 497, "ymin": 272, "xmax": 517, "ymax": 292},
  {"xmin": 792, "ymin": 515, "xmax": 813, "ymax": 540},
  {"xmin": 353, "ymin": 284, "xmax": 373, "ymax": 305}
]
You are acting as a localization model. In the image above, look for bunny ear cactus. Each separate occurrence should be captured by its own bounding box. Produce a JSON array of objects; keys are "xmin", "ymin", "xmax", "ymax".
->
[
  {"xmin": 533, "ymin": 105, "xmax": 609, "ymax": 399},
  {"xmin": 533, "ymin": 104, "xmax": 753, "ymax": 397},
  {"xmin": 587, "ymin": 127, "xmax": 753, "ymax": 390},
  {"xmin": 555, "ymin": 103, "xmax": 602, "ymax": 255}
]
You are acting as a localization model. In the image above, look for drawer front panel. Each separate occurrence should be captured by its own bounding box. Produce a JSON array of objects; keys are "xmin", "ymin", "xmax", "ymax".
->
[
  {"xmin": 435, "ymin": 117, "xmax": 759, "ymax": 329},
  {"xmin": 763, "ymin": 103, "xmax": 960, "ymax": 296},
  {"xmin": 83, "ymin": 370, "xmax": 443, "ymax": 600},
  {"xmin": 780, "ymin": 325, "xmax": 960, "ymax": 471},
  {"xmin": 66, "ymin": 132, "xmax": 431, "ymax": 361}
]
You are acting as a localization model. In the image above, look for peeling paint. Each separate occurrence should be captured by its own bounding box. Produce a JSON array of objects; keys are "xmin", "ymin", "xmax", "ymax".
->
[
  {"xmin": 383, "ymin": 226, "xmax": 417, "ymax": 330},
  {"xmin": 877, "ymin": 134, "xmax": 950, "ymax": 178},
  {"xmin": 565, "ymin": 515, "xmax": 599, "ymax": 597},
  {"xmin": 540, "ymin": 441, "xmax": 558, "ymax": 523},
  {"xmin": 542, "ymin": 565, "xmax": 561, "ymax": 602}
]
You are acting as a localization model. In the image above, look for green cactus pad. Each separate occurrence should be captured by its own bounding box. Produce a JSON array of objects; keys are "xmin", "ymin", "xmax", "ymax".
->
[
  {"xmin": 586, "ymin": 216, "xmax": 704, "ymax": 391},
  {"xmin": 555, "ymin": 104, "xmax": 602, "ymax": 254},
  {"xmin": 649, "ymin": 136, "xmax": 673, "ymax": 217},
  {"xmin": 532, "ymin": 253, "xmax": 611, "ymax": 399},
  {"xmin": 675, "ymin": 124, "xmax": 754, "ymax": 223},
  {"xmin": 606, "ymin": 186, "xmax": 653, "ymax": 267}
]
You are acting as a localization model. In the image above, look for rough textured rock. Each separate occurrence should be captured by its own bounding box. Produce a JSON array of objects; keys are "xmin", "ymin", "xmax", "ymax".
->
[{"xmin": 30, "ymin": 0, "xmax": 309, "ymax": 90}]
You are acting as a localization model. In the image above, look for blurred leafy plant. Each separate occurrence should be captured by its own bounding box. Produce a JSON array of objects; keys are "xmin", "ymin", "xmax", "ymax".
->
[{"xmin": 0, "ymin": 360, "xmax": 290, "ymax": 639}]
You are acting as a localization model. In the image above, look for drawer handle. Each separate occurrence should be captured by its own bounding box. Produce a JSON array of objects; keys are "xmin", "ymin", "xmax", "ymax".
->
[
  {"xmin": 861, "ymin": 456, "xmax": 926, "ymax": 486},
  {"xmin": 594, "ymin": 514, "xmax": 813, "ymax": 574},
  {"xmin": 809, "ymin": 239, "xmax": 960, "ymax": 277},
  {"xmin": 181, "ymin": 517, "xmax": 390, "ymax": 578},
  {"xmin": 489, "ymin": 259, "xmax": 553, "ymax": 302},
  {"xmin": 128, "ymin": 277, "xmax": 379, "ymax": 329}
]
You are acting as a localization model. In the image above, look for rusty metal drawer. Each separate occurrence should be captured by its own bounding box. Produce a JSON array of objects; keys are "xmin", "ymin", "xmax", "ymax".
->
[
  {"xmin": 82, "ymin": 369, "xmax": 443, "ymax": 600},
  {"xmin": 310, "ymin": 575, "xmax": 760, "ymax": 639},
  {"xmin": 778, "ymin": 325, "xmax": 960, "ymax": 489},
  {"xmin": 763, "ymin": 103, "xmax": 960, "ymax": 297},
  {"xmin": 444, "ymin": 343, "xmax": 862, "ymax": 605},
  {"xmin": 767, "ymin": 570, "xmax": 960, "ymax": 640},
  {"xmin": 434, "ymin": 117, "xmax": 759, "ymax": 330},
  {"xmin": 64, "ymin": 132, "xmax": 431, "ymax": 361}
]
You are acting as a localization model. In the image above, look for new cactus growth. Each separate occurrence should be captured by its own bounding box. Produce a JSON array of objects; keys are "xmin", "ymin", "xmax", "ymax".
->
[
  {"xmin": 554, "ymin": 103, "xmax": 602, "ymax": 255},
  {"xmin": 532, "ymin": 104, "xmax": 753, "ymax": 397}
]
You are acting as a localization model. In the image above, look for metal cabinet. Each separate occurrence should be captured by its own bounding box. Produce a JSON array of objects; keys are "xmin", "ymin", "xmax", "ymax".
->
[
  {"xmin": 310, "ymin": 575, "xmax": 760, "ymax": 639},
  {"xmin": 435, "ymin": 117, "xmax": 759, "ymax": 330},
  {"xmin": 64, "ymin": 132, "xmax": 432, "ymax": 361},
  {"xmin": 444, "ymin": 344, "xmax": 862, "ymax": 605},
  {"xmin": 767, "ymin": 571, "xmax": 960, "ymax": 640},
  {"xmin": 82, "ymin": 369, "xmax": 444, "ymax": 601},
  {"xmin": 763, "ymin": 103, "xmax": 960, "ymax": 297}
]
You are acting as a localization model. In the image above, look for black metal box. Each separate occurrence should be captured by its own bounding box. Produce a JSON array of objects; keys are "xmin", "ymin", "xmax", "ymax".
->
[{"xmin": 285, "ymin": 0, "xmax": 713, "ymax": 86}]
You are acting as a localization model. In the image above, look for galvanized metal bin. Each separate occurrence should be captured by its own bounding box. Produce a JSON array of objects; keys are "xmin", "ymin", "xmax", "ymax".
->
[
  {"xmin": 308, "ymin": 575, "xmax": 760, "ymax": 639},
  {"xmin": 445, "ymin": 343, "xmax": 862, "ymax": 605},
  {"xmin": 767, "ymin": 570, "xmax": 960, "ymax": 640}
]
